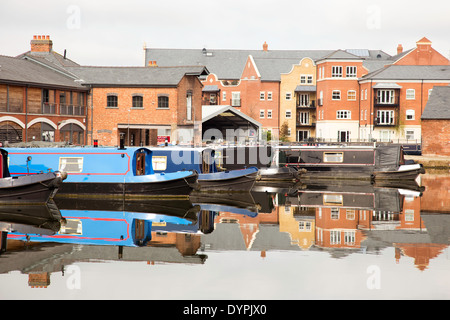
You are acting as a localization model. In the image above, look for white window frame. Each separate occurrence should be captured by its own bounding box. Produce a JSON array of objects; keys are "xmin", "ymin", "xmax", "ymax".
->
[
  {"xmin": 406, "ymin": 89, "xmax": 415, "ymax": 100},
  {"xmin": 285, "ymin": 110, "xmax": 292, "ymax": 119},
  {"xmin": 406, "ymin": 109, "xmax": 415, "ymax": 120},
  {"xmin": 336, "ymin": 110, "xmax": 351, "ymax": 119},
  {"xmin": 347, "ymin": 90, "xmax": 356, "ymax": 101},
  {"xmin": 267, "ymin": 109, "xmax": 272, "ymax": 119},
  {"xmin": 346, "ymin": 66, "xmax": 357, "ymax": 77},
  {"xmin": 332, "ymin": 66, "xmax": 343, "ymax": 78},
  {"xmin": 285, "ymin": 92, "xmax": 292, "ymax": 100},
  {"xmin": 222, "ymin": 91, "xmax": 226, "ymax": 101},
  {"xmin": 267, "ymin": 92, "xmax": 273, "ymax": 101},
  {"xmin": 299, "ymin": 111, "xmax": 310, "ymax": 125},
  {"xmin": 259, "ymin": 110, "xmax": 265, "ymax": 118},
  {"xmin": 405, "ymin": 129, "xmax": 415, "ymax": 140},
  {"xmin": 260, "ymin": 91, "xmax": 265, "ymax": 100},
  {"xmin": 332, "ymin": 90, "xmax": 341, "ymax": 100},
  {"xmin": 377, "ymin": 90, "xmax": 395, "ymax": 104},
  {"xmin": 377, "ymin": 110, "xmax": 395, "ymax": 125}
]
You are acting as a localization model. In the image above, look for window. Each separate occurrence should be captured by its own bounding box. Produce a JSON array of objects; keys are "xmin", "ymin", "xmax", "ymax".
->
[
  {"xmin": 209, "ymin": 93, "xmax": 217, "ymax": 104},
  {"xmin": 267, "ymin": 92, "xmax": 273, "ymax": 100},
  {"xmin": 338, "ymin": 130, "xmax": 350, "ymax": 142},
  {"xmin": 298, "ymin": 94, "xmax": 310, "ymax": 106},
  {"xmin": 287, "ymin": 128, "xmax": 291, "ymax": 136},
  {"xmin": 377, "ymin": 110, "xmax": 394, "ymax": 125},
  {"xmin": 332, "ymin": 90, "xmax": 341, "ymax": 100},
  {"xmin": 406, "ymin": 89, "xmax": 415, "ymax": 100},
  {"xmin": 231, "ymin": 92, "xmax": 241, "ymax": 107},
  {"xmin": 260, "ymin": 92, "xmax": 265, "ymax": 100},
  {"xmin": 132, "ymin": 95, "xmax": 143, "ymax": 108},
  {"xmin": 59, "ymin": 157, "xmax": 83, "ymax": 173},
  {"xmin": 158, "ymin": 95, "xmax": 169, "ymax": 109},
  {"xmin": 406, "ymin": 109, "xmax": 415, "ymax": 120},
  {"xmin": 336, "ymin": 110, "xmax": 351, "ymax": 119},
  {"xmin": 299, "ymin": 221, "xmax": 312, "ymax": 231},
  {"xmin": 297, "ymin": 130, "xmax": 309, "ymax": 141},
  {"xmin": 365, "ymin": 89, "xmax": 367, "ymax": 100},
  {"xmin": 300, "ymin": 75, "xmax": 313, "ymax": 84},
  {"xmin": 299, "ymin": 112, "xmax": 309, "ymax": 125},
  {"xmin": 377, "ymin": 90, "xmax": 395, "ymax": 104},
  {"xmin": 330, "ymin": 230, "xmax": 341, "ymax": 244},
  {"xmin": 324, "ymin": 153, "xmax": 344, "ymax": 163},
  {"xmin": 186, "ymin": 92, "xmax": 192, "ymax": 121},
  {"xmin": 347, "ymin": 90, "xmax": 356, "ymax": 101},
  {"xmin": 332, "ymin": 66, "xmax": 342, "ymax": 77},
  {"xmin": 267, "ymin": 110, "xmax": 272, "ymax": 118},
  {"xmin": 346, "ymin": 66, "xmax": 357, "ymax": 77},
  {"xmin": 259, "ymin": 110, "xmax": 265, "ymax": 118},
  {"xmin": 222, "ymin": 91, "xmax": 226, "ymax": 101},
  {"xmin": 285, "ymin": 110, "xmax": 292, "ymax": 119},
  {"xmin": 285, "ymin": 92, "xmax": 292, "ymax": 100},
  {"xmin": 106, "ymin": 94, "xmax": 118, "ymax": 108},
  {"xmin": 152, "ymin": 156, "xmax": 167, "ymax": 171},
  {"xmin": 344, "ymin": 231, "xmax": 355, "ymax": 245},
  {"xmin": 405, "ymin": 130, "xmax": 415, "ymax": 140}
]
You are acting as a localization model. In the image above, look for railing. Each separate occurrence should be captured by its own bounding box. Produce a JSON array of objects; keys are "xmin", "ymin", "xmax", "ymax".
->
[
  {"xmin": 296, "ymin": 100, "xmax": 316, "ymax": 108},
  {"xmin": 42, "ymin": 103, "xmax": 85, "ymax": 116},
  {"xmin": 373, "ymin": 95, "xmax": 400, "ymax": 107},
  {"xmin": 296, "ymin": 121, "xmax": 316, "ymax": 127}
]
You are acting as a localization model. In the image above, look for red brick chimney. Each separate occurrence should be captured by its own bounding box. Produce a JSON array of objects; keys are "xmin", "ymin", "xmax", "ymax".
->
[
  {"xmin": 30, "ymin": 35, "xmax": 53, "ymax": 53},
  {"xmin": 397, "ymin": 44, "xmax": 403, "ymax": 55},
  {"xmin": 263, "ymin": 41, "xmax": 268, "ymax": 52}
]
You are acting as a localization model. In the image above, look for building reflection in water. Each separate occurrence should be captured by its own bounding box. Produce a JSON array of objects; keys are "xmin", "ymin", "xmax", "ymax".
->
[{"xmin": 0, "ymin": 174, "xmax": 449, "ymax": 289}]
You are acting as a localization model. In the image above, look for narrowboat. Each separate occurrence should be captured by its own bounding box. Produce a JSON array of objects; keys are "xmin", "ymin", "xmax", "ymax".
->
[
  {"xmin": 0, "ymin": 148, "xmax": 66, "ymax": 204},
  {"xmin": 151, "ymin": 147, "xmax": 259, "ymax": 192},
  {"xmin": 214, "ymin": 146, "xmax": 302, "ymax": 182},
  {"xmin": 0, "ymin": 200, "xmax": 62, "ymax": 237},
  {"xmin": 276, "ymin": 144, "xmax": 424, "ymax": 181},
  {"xmin": 5, "ymin": 147, "xmax": 198, "ymax": 199}
]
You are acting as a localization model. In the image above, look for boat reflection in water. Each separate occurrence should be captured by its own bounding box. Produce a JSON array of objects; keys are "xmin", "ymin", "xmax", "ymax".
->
[{"xmin": 2, "ymin": 174, "xmax": 450, "ymax": 292}]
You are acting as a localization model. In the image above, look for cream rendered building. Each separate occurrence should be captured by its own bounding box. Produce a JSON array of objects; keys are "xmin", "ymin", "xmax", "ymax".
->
[{"xmin": 280, "ymin": 57, "xmax": 317, "ymax": 142}]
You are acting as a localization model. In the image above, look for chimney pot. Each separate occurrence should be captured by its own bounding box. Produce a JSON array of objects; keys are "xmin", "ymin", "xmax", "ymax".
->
[
  {"xmin": 397, "ymin": 44, "xmax": 403, "ymax": 55},
  {"xmin": 263, "ymin": 41, "xmax": 268, "ymax": 52}
]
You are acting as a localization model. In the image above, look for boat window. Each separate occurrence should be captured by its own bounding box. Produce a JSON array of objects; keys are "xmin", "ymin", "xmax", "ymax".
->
[
  {"xmin": 59, "ymin": 219, "xmax": 82, "ymax": 235},
  {"xmin": 59, "ymin": 157, "xmax": 83, "ymax": 173},
  {"xmin": 152, "ymin": 156, "xmax": 167, "ymax": 171},
  {"xmin": 323, "ymin": 194, "xmax": 343, "ymax": 206},
  {"xmin": 323, "ymin": 152, "xmax": 344, "ymax": 163}
]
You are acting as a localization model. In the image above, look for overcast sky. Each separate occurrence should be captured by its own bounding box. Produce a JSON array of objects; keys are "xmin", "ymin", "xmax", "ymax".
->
[{"xmin": 1, "ymin": 0, "xmax": 449, "ymax": 66}]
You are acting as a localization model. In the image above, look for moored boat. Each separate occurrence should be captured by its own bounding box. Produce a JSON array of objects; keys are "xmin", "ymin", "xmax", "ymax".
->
[
  {"xmin": 0, "ymin": 148, "xmax": 66, "ymax": 204},
  {"xmin": 276, "ymin": 144, "xmax": 424, "ymax": 181},
  {"xmin": 5, "ymin": 147, "xmax": 198, "ymax": 199},
  {"xmin": 152, "ymin": 147, "xmax": 259, "ymax": 192},
  {"xmin": 214, "ymin": 146, "xmax": 303, "ymax": 182}
]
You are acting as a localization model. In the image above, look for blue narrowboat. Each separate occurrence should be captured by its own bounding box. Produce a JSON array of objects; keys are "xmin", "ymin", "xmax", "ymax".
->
[
  {"xmin": 0, "ymin": 148, "xmax": 66, "ymax": 204},
  {"xmin": 5, "ymin": 147, "xmax": 198, "ymax": 199},
  {"xmin": 151, "ymin": 147, "xmax": 260, "ymax": 192}
]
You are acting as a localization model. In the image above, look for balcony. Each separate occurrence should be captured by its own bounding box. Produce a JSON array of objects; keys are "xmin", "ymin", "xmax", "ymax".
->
[
  {"xmin": 42, "ymin": 103, "xmax": 57, "ymax": 114},
  {"xmin": 373, "ymin": 88, "xmax": 400, "ymax": 107},
  {"xmin": 296, "ymin": 121, "xmax": 316, "ymax": 128},
  {"xmin": 60, "ymin": 104, "xmax": 85, "ymax": 116},
  {"xmin": 296, "ymin": 100, "xmax": 316, "ymax": 109}
]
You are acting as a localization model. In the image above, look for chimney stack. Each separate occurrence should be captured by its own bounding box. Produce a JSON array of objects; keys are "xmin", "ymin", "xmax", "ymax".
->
[
  {"xmin": 397, "ymin": 44, "xmax": 403, "ymax": 55},
  {"xmin": 30, "ymin": 35, "xmax": 53, "ymax": 53},
  {"xmin": 263, "ymin": 41, "xmax": 268, "ymax": 52}
]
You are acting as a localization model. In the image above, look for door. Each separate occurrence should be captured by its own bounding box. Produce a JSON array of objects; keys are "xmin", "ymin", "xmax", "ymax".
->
[{"xmin": 136, "ymin": 152, "xmax": 146, "ymax": 176}]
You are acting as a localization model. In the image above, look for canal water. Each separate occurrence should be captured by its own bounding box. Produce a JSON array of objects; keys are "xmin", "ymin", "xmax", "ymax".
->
[{"xmin": 0, "ymin": 173, "xmax": 449, "ymax": 301}]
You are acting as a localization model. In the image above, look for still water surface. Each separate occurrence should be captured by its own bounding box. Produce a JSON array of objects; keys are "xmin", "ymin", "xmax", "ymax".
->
[{"xmin": 1, "ymin": 173, "xmax": 449, "ymax": 300}]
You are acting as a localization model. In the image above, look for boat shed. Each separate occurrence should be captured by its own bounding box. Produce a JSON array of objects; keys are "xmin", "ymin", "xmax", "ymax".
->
[{"xmin": 202, "ymin": 105, "xmax": 262, "ymax": 143}]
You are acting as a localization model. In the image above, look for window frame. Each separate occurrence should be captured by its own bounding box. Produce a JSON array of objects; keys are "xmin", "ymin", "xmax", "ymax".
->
[
  {"xmin": 106, "ymin": 94, "xmax": 118, "ymax": 108},
  {"xmin": 157, "ymin": 95, "xmax": 169, "ymax": 109}
]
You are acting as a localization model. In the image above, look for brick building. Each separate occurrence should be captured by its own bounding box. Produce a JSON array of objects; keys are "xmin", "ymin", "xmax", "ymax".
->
[
  {"xmin": 69, "ymin": 65, "xmax": 208, "ymax": 146},
  {"xmin": 421, "ymin": 86, "xmax": 450, "ymax": 156},
  {"xmin": 0, "ymin": 35, "xmax": 88, "ymax": 145}
]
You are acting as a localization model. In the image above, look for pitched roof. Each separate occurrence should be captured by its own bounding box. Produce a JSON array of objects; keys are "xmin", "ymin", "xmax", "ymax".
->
[
  {"xmin": 66, "ymin": 66, "xmax": 209, "ymax": 87},
  {"xmin": 361, "ymin": 65, "xmax": 450, "ymax": 80},
  {"xmin": 145, "ymin": 48, "xmax": 334, "ymax": 80},
  {"xmin": 422, "ymin": 86, "xmax": 450, "ymax": 120},
  {"xmin": 0, "ymin": 54, "xmax": 86, "ymax": 90}
]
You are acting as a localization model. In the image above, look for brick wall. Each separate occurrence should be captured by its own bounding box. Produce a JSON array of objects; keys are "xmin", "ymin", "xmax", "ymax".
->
[{"xmin": 421, "ymin": 119, "xmax": 450, "ymax": 156}]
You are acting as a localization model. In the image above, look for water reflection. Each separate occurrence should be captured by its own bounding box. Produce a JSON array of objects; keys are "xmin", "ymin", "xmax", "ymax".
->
[{"xmin": 0, "ymin": 174, "xmax": 449, "ymax": 291}]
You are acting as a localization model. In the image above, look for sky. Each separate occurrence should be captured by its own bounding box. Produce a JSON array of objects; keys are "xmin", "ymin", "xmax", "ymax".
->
[{"xmin": 0, "ymin": 0, "xmax": 449, "ymax": 66}]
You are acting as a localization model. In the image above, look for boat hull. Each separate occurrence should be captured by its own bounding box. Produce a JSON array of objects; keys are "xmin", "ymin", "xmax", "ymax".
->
[
  {"xmin": 373, "ymin": 164, "xmax": 425, "ymax": 181},
  {"xmin": 55, "ymin": 171, "xmax": 199, "ymax": 199},
  {"xmin": 0, "ymin": 171, "xmax": 65, "ymax": 204},
  {"xmin": 258, "ymin": 167, "xmax": 301, "ymax": 182},
  {"xmin": 198, "ymin": 168, "xmax": 259, "ymax": 192}
]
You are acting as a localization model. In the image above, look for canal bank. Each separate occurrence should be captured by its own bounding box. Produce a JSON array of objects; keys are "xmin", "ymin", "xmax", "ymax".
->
[{"xmin": 406, "ymin": 155, "xmax": 450, "ymax": 172}]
